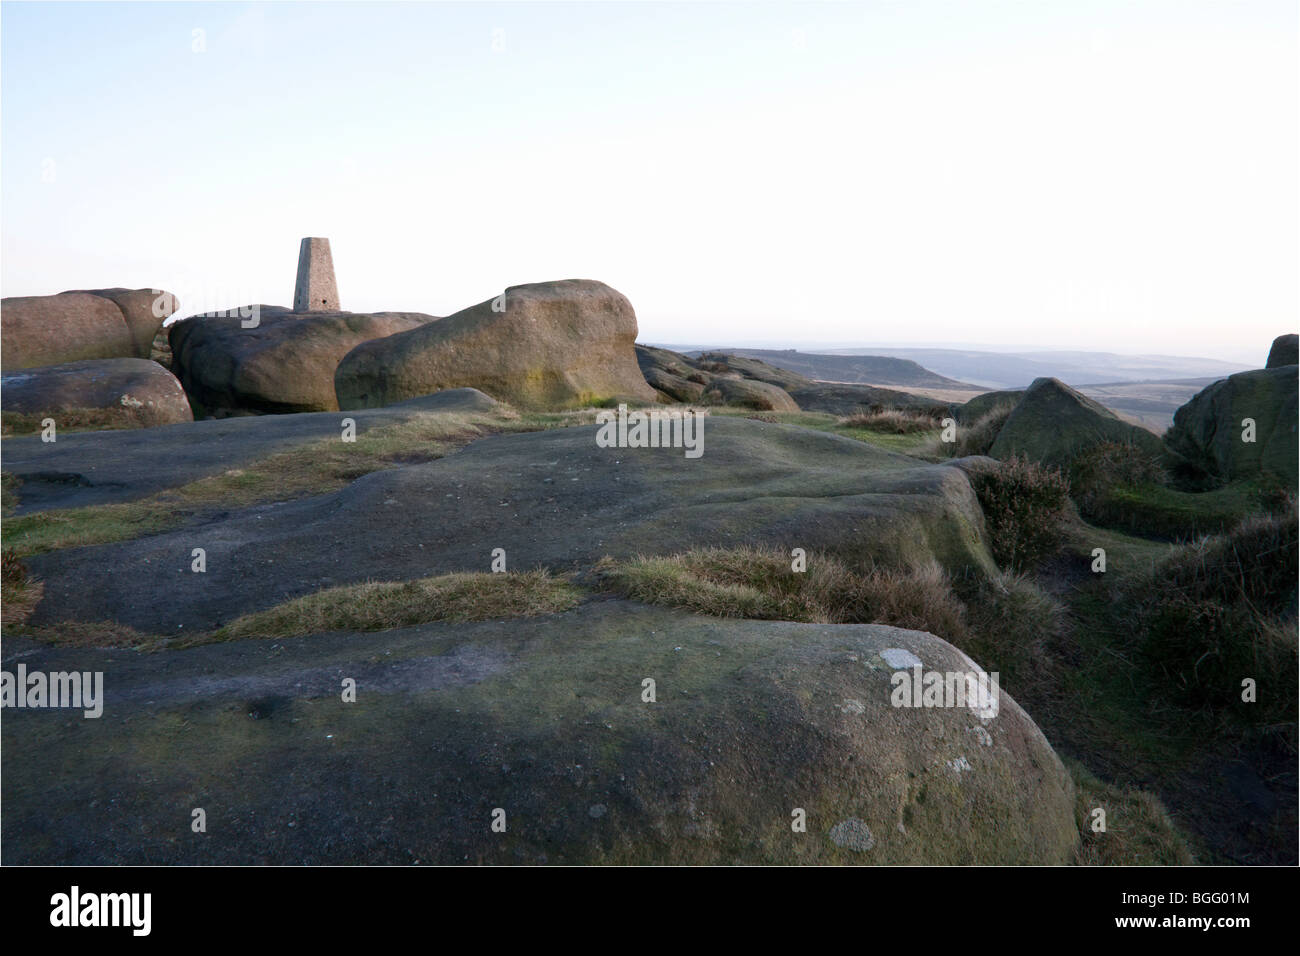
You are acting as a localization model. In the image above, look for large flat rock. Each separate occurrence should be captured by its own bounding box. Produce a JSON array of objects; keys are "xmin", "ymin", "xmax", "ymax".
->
[
  {"xmin": 2, "ymin": 388, "xmax": 499, "ymax": 513},
  {"xmin": 0, "ymin": 600, "xmax": 1077, "ymax": 864},
  {"xmin": 27, "ymin": 417, "xmax": 995, "ymax": 632}
]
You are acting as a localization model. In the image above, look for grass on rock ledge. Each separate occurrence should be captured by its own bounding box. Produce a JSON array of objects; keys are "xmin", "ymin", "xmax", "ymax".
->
[
  {"xmin": 1, "ymin": 406, "xmax": 569, "ymax": 557},
  {"xmin": 9, "ymin": 569, "xmax": 582, "ymax": 651},
  {"xmin": 203, "ymin": 568, "xmax": 581, "ymax": 646},
  {"xmin": 594, "ymin": 545, "xmax": 1059, "ymax": 695}
]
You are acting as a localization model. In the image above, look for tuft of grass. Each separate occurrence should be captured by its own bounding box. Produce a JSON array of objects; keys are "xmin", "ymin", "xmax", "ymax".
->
[
  {"xmin": 1067, "ymin": 759, "xmax": 1196, "ymax": 865},
  {"xmin": 1, "ymin": 548, "xmax": 43, "ymax": 624},
  {"xmin": 596, "ymin": 546, "xmax": 1063, "ymax": 696},
  {"xmin": 838, "ymin": 406, "xmax": 947, "ymax": 435},
  {"xmin": 957, "ymin": 569, "xmax": 1064, "ymax": 695},
  {"xmin": 595, "ymin": 547, "xmax": 967, "ymax": 635},
  {"xmin": 915, "ymin": 405, "xmax": 1013, "ymax": 461},
  {"xmin": 967, "ymin": 456, "xmax": 1072, "ymax": 571},
  {"xmin": 12, "ymin": 619, "xmax": 154, "ymax": 649},
  {"xmin": 1, "ymin": 408, "xmax": 165, "ymax": 436},
  {"xmin": 204, "ymin": 569, "xmax": 582, "ymax": 645}
]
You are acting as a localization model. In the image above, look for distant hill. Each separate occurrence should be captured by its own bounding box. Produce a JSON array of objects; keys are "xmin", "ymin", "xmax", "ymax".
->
[
  {"xmin": 818, "ymin": 348, "xmax": 1252, "ymax": 390},
  {"xmin": 677, "ymin": 348, "xmax": 976, "ymax": 389}
]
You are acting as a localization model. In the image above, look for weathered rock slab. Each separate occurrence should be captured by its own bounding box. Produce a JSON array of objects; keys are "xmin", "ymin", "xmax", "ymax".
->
[{"xmin": 0, "ymin": 601, "xmax": 1078, "ymax": 864}]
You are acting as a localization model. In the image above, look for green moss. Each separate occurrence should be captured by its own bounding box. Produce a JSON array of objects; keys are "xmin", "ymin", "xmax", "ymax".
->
[{"xmin": 1085, "ymin": 479, "xmax": 1275, "ymax": 540}]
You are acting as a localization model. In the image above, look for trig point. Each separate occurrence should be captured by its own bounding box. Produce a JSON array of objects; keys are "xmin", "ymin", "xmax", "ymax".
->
[{"xmin": 293, "ymin": 237, "xmax": 340, "ymax": 312}]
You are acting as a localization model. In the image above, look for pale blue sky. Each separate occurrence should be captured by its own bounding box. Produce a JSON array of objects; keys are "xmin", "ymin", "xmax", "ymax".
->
[{"xmin": 2, "ymin": 0, "xmax": 1296, "ymax": 362}]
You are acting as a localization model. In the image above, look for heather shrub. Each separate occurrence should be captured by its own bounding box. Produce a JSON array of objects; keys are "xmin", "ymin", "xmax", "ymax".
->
[{"xmin": 968, "ymin": 456, "xmax": 1071, "ymax": 570}]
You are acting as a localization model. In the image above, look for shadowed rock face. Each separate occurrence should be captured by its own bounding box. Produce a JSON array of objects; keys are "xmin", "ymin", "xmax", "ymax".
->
[
  {"xmin": 336, "ymin": 280, "xmax": 658, "ymax": 411},
  {"xmin": 1266, "ymin": 334, "xmax": 1298, "ymax": 369},
  {"xmin": 168, "ymin": 306, "xmax": 437, "ymax": 416},
  {"xmin": 1, "ymin": 358, "xmax": 192, "ymax": 430},
  {"xmin": 1, "ymin": 288, "xmax": 178, "ymax": 371},
  {"xmin": 27, "ymin": 416, "xmax": 995, "ymax": 633},
  {"xmin": 0, "ymin": 601, "xmax": 1078, "ymax": 864},
  {"xmin": 1165, "ymin": 366, "xmax": 1298, "ymax": 486},
  {"xmin": 987, "ymin": 377, "xmax": 1165, "ymax": 467}
]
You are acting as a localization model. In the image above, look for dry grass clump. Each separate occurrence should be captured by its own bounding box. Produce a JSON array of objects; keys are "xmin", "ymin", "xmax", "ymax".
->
[
  {"xmin": 1067, "ymin": 759, "xmax": 1196, "ymax": 865},
  {"xmin": 916, "ymin": 405, "xmax": 1013, "ymax": 460},
  {"xmin": 596, "ymin": 546, "xmax": 1064, "ymax": 693},
  {"xmin": 1, "ymin": 407, "xmax": 167, "ymax": 436},
  {"xmin": 838, "ymin": 406, "xmax": 946, "ymax": 435},
  {"xmin": 595, "ymin": 546, "xmax": 963, "ymax": 635},
  {"xmin": 1, "ymin": 549, "xmax": 43, "ymax": 624},
  {"xmin": 208, "ymin": 569, "xmax": 581, "ymax": 643},
  {"xmin": 958, "ymin": 569, "xmax": 1064, "ymax": 694}
]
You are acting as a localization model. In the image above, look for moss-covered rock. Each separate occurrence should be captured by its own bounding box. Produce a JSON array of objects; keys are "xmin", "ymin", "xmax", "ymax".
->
[
  {"xmin": 1164, "ymin": 367, "xmax": 1298, "ymax": 486},
  {"xmin": 1, "ymin": 601, "xmax": 1078, "ymax": 864},
  {"xmin": 987, "ymin": 377, "xmax": 1164, "ymax": 469}
]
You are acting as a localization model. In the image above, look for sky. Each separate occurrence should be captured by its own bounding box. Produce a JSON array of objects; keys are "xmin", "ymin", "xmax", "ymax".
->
[{"xmin": 2, "ymin": 0, "xmax": 1296, "ymax": 363}]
